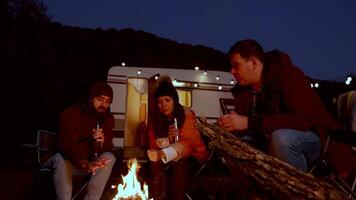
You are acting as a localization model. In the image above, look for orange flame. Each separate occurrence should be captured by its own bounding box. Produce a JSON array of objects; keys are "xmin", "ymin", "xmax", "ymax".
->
[{"xmin": 113, "ymin": 158, "xmax": 151, "ymax": 200}]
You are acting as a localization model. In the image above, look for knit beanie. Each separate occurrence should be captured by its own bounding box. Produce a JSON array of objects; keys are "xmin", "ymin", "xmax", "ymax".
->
[
  {"xmin": 89, "ymin": 81, "xmax": 113, "ymax": 101},
  {"xmin": 154, "ymin": 81, "xmax": 179, "ymax": 103}
]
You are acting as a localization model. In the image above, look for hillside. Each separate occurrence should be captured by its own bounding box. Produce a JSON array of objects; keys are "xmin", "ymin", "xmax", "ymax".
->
[{"xmin": 1, "ymin": 18, "xmax": 230, "ymax": 160}]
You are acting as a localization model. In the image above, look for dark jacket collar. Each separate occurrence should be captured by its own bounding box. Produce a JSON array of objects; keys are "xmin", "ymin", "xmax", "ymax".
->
[{"xmin": 262, "ymin": 50, "xmax": 293, "ymax": 87}]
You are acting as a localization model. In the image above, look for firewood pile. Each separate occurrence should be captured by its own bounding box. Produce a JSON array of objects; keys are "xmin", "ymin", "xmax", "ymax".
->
[{"xmin": 195, "ymin": 117, "xmax": 347, "ymax": 200}]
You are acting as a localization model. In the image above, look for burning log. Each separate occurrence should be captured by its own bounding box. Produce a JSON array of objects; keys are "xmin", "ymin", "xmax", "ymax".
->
[{"xmin": 195, "ymin": 118, "xmax": 347, "ymax": 200}]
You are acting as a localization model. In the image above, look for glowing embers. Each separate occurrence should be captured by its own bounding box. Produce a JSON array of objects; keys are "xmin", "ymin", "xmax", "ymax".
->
[{"xmin": 113, "ymin": 158, "xmax": 151, "ymax": 200}]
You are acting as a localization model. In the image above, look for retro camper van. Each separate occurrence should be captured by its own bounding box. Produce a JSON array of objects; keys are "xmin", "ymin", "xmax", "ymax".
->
[{"xmin": 107, "ymin": 66, "xmax": 235, "ymax": 149}]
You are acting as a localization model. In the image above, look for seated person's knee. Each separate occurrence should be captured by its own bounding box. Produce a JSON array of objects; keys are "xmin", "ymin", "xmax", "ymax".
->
[
  {"xmin": 270, "ymin": 129, "xmax": 293, "ymax": 147},
  {"xmin": 102, "ymin": 152, "xmax": 116, "ymax": 166},
  {"xmin": 51, "ymin": 153, "xmax": 67, "ymax": 167}
]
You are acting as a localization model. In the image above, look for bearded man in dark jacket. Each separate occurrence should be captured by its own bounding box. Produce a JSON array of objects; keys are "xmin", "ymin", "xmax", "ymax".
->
[
  {"xmin": 44, "ymin": 81, "xmax": 116, "ymax": 200},
  {"xmin": 218, "ymin": 39, "xmax": 355, "ymax": 175}
]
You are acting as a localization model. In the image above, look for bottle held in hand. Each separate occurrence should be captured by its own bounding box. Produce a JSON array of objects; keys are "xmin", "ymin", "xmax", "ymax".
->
[
  {"xmin": 169, "ymin": 117, "xmax": 179, "ymax": 144},
  {"xmin": 94, "ymin": 121, "xmax": 101, "ymax": 159},
  {"xmin": 173, "ymin": 118, "xmax": 179, "ymax": 142}
]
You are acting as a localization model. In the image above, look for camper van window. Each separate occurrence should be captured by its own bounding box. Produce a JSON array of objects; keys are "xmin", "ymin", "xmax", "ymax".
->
[{"xmin": 177, "ymin": 89, "xmax": 192, "ymax": 108}]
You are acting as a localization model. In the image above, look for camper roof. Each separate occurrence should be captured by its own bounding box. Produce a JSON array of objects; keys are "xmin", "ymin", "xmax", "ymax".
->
[{"xmin": 108, "ymin": 66, "xmax": 235, "ymax": 88}]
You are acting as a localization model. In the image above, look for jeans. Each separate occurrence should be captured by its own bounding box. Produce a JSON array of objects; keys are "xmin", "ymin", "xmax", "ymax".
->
[
  {"xmin": 267, "ymin": 129, "xmax": 321, "ymax": 172},
  {"xmin": 43, "ymin": 152, "xmax": 116, "ymax": 200}
]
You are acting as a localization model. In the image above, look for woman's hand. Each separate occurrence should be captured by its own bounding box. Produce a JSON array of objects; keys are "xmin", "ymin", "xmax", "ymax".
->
[
  {"xmin": 147, "ymin": 149, "xmax": 164, "ymax": 162},
  {"xmin": 168, "ymin": 125, "xmax": 179, "ymax": 143},
  {"xmin": 156, "ymin": 138, "xmax": 170, "ymax": 148}
]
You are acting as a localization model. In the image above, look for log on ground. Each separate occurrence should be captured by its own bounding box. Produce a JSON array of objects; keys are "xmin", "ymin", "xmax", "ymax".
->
[{"xmin": 196, "ymin": 118, "xmax": 347, "ymax": 200}]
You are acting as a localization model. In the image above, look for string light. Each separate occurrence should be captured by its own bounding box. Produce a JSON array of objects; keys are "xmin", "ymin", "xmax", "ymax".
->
[
  {"xmin": 114, "ymin": 67, "xmax": 239, "ymax": 90},
  {"xmin": 119, "ymin": 67, "xmax": 354, "ymax": 90},
  {"xmin": 344, "ymin": 75, "xmax": 353, "ymax": 85}
]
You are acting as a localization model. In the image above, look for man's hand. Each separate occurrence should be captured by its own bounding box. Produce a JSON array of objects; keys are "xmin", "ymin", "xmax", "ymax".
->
[
  {"xmin": 147, "ymin": 149, "xmax": 164, "ymax": 162},
  {"xmin": 218, "ymin": 111, "xmax": 248, "ymax": 131},
  {"xmin": 92, "ymin": 128, "xmax": 105, "ymax": 146},
  {"xmin": 78, "ymin": 157, "xmax": 111, "ymax": 174}
]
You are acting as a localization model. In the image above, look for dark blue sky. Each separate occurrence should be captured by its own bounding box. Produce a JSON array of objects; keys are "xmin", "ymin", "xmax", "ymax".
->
[{"xmin": 43, "ymin": 0, "xmax": 356, "ymax": 81}]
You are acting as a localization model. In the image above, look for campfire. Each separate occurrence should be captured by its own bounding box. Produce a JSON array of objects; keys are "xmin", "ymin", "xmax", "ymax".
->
[{"xmin": 113, "ymin": 158, "xmax": 151, "ymax": 200}]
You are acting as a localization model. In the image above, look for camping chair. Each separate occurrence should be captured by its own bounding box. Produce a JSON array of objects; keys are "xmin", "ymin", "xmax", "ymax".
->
[
  {"xmin": 190, "ymin": 98, "xmax": 234, "ymax": 184},
  {"xmin": 309, "ymin": 91, "xmax": 356, "ymax": 198},
  {"xmin": 219, "ymin": 98, "xmax": 235, "ymax": 115},
  {"xmin": 32, "ymin": 129, "xmax": 91, "ymax": 200},
  {"xmin": 336, "ymin": 91, "xmax": 356, "ymax": 132},
  {"xmin": 186, "ymin": 120, "xmax": 234, "ymax": 199},
  {"xmin": 187, "ymin": 98, "xmax": 244, "ymax": 198},
  {"xmin": 30, "ymin": 129, "xmax": 58, "ymax": 199},
  {"xmin": 35, "ymin": 129, "xmax": 57, "ymax": 166},
  {"xmin": 333, "ymin": 91, "xmax": 356, "ymax": 197},
  {"xmin": 29, "ymin": 129, "xmax": 57, "ymax": 199}
]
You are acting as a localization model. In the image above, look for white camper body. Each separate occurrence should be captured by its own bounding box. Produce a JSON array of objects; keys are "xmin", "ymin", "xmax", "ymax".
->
[{"xmin": 107, "ymin": 66, "xmax": 234, "ymax": 148}]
